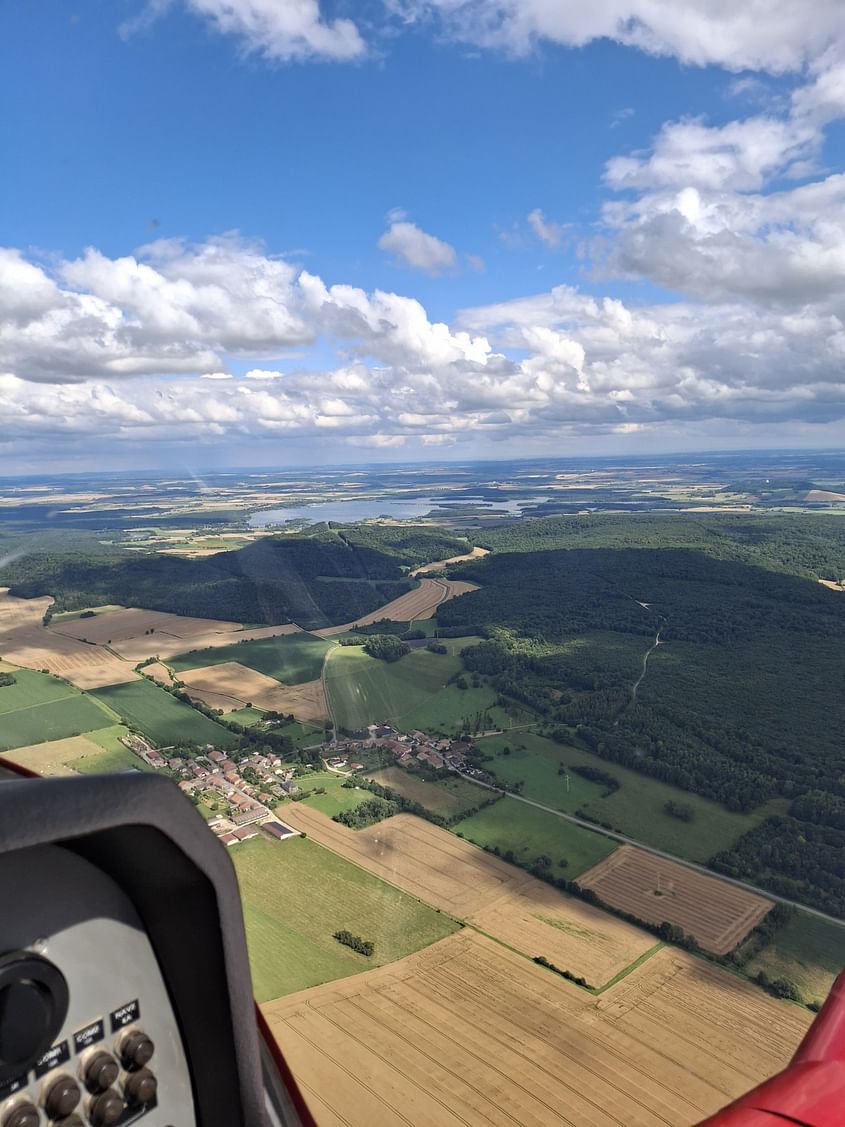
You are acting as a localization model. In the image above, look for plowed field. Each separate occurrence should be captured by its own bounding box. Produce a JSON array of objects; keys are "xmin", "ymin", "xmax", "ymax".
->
[
  {"xmin": 578, "ymin": 844, "xmax": 773, "ymax": 954},
  {"xmin": 263, "ymin": 931, "xmax": 810, "ymax": 1127},
  {"xmin": 277, "ymin": 806, "xmax": 652, "ymax": 985}
]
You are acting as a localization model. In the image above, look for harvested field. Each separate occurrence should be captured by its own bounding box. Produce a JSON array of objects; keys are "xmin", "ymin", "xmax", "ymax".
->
[
  {"xmin": 264, "ymin": 931, "xmax": 811, "ymax": 1127},
  {"xmin": 176, "ymin": 662, "xmax": 328, "ymax": 720},
  {"xmin": 0, "ymin": 591, "xmax": 138, "ymax": 689},
  {"xmin": 276, "ymin": 807, "xmax": 651, "ymax": 984},
  {"xmin": 3, "ymin": 734, "xmax": 109, "ymax": 777},
  {"xmin": 315, "ymin": 578, "xmax": 477, "ymax": 637},
  {"xmin": 411, "ymin": 546, "xmax": 489, "ymax": 575},
  {"xmin": 578, "ymin": 844, "xmax": 773, "ymax": 955},
  {"xmin": 52, "ymin": 607, "xmax": 240, "ymax": 646},
  {"xmin": 806, "ymin": 489, "xmax": 845, "ymax": 502}
]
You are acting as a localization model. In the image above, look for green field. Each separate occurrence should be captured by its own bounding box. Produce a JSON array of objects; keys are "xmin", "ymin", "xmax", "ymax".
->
[
  {"xmin": 747, "ymin": 912, "xmax": 845, "ymax": 1005},
  {"xmin": 478, "ymin": 731, "xmax": 762, "ymax": 862},
  {"xmin": 294, "ymin": 771, "xmax": 372, "ymax": 818},
  {"xmin": 0, "ymin": 670, "xmax": 113, "ymax": 752},
  {"xmin": 0, "ymin": 669, "xmax": 85, "ymax": 713},
  {"xmin": 226, "ymin": 707, "xmax": 266, "ymax": 727},
  {"xmin": 70, "ymin": 745, "xmax": 154, "ymax": 775},
  {"xmin": 169, "ymin": 632, "xmax": 331, "ymax": 684},
  {"xmin": 453, "ymin": 796, "xmax": 617, "ymax": 878},
  {"xmin": 91, "ymin": 680, "xmax": 238, "ymax": 749},
  {"xmin": 231, "ymin": 835, "xmax": 459, "ymax": 1001},
  {"xmin": 324, "ymin": 638, "xmax": 507, "ymax": 733},
  {"xmin": 366, "ymin": 766, "xmax": 488, "ymax": 817}
]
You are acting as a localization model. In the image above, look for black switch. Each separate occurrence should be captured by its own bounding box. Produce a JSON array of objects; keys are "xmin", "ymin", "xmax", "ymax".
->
[
  {"xmin": 0, "ymin": 953, "xmax": 68, "ymax": 1085},
  {"xmin": 0, "ymin": 982, "xmax": 50, "ymax": 1066}
]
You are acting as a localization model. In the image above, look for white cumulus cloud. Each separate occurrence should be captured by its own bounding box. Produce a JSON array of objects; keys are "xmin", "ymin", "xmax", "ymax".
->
[{"xmin": 377, "ymin": 219, "xmax": 458, "ymax": 275}]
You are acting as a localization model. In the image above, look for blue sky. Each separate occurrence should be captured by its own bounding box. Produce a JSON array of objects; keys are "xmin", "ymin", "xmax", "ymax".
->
[{"xmin": 2, "ymin": 2, "xmax": 845, "ymax": 471}]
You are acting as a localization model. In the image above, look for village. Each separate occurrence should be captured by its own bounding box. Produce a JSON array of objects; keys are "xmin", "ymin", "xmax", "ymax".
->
[{"xmin": 121, "ymin": 723, "xmax": 485, "ymax": 847}]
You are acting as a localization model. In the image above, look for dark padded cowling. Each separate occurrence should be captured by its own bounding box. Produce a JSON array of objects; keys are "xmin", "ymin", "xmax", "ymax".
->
[{"xmin": 0, "ymin": 772, "xmax": 268, "ymax": 1127}]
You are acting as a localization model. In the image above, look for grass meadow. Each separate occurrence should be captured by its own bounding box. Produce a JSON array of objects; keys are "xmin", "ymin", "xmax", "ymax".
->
[
  {"xmin": 231, "ymin": 835, "xmax": 458, "ymax": 1001},
  {"xmin": 170, "ymin": 633, "xmax": 331, "ymax": 684},
  {"xmin": 478, "ymin": 731, "xmax": 763, "ymax": 862},
  {"xmin": 453, "ymin": 796, "xmax": 617, "ymax": 878}
]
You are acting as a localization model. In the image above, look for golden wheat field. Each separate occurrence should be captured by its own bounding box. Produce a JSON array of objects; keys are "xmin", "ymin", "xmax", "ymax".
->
[
  {"xmin": 314, "ymin": 578, "xmax": 478, "ymax": 636},
  {"xmin": 263, "ymin": 930, "xmax": 810, "ymax": 1127},
  {"xmin": 578, "ymin": 845, "xmax": 773, "ymax": 955},
  {"xmin": 277, "ymin": 807, "xmax": 653, "ymax": 984},
  {"xmin": 0, "ymin": 591, "xmax": 138, "ymax": 689}
]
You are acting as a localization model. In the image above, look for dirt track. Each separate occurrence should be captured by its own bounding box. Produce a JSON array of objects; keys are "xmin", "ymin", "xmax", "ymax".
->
[{"xmin": 263, "ymin": 930, "xmax": 811, "ymax": 1127}]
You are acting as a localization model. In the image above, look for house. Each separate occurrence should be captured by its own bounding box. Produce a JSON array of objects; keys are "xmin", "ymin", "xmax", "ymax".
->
[
  {"xmin": 220, "ymin": 833, "xmax": 238, "ymax": 847},
  {"xmin": 208, "ymin": 750, "xmax": 225, "ymax": 764},
  {"xmin": 232, "ymin": 825, "xmax": 259, "ymax": 841}
]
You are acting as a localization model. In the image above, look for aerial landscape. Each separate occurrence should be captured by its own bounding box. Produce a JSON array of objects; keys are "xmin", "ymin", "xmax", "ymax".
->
[
  {"xmin": 3, "ymin": 1, "xmax": 845, "ymax": 1122},
  {"xmin": 0, "ymin": 452, "xmax": 843, "ymax": 1122}
]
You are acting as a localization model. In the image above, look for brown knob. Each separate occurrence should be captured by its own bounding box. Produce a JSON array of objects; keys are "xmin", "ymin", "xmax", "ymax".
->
[
  {"xmin": 88, "ymin": 1089, "xmax": 125, "ymax": 1127},
  {"xmin": 117, "ymin": 1029, "xmax": 153, "ymax": 1070},
  {"xmin": 43, "ymin": 1073, "xmax": 81, "ymax": 1118},
  {"xmin": 1, "ymin": 1103, "xmax": 40, "ymax": 1127},
  {"xmin": 123, "ymin": 1066, "xmax": 157, "ymax": 1105},
  {"xmin": 83, "ymin": 1051, "xmax": 119, "ymax": 1093}
]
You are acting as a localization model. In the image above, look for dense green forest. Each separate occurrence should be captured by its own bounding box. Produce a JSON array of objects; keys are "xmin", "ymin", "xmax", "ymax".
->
[
  {"xmin": 1, "ymin": 525, "xmax": 468, "ymax": 630},
  {"xmin": 478, "ymin": 512, "xmax": 845, "ymax": 583},
  {"xmin": 440, "ymin": 545, "xmax": 845, "ymax": 915}
]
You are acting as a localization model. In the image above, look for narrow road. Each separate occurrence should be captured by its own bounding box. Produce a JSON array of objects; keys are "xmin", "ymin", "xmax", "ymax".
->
[
  {"xmin": 456, "ymin": 771, "xmax": 845, "ymax": 930},
  {"xmin": 631, "ymin": 627, "xmax": 662, "ymax": 704},
  {"xmin": 320, "ymin": 647, "xmax": 338, "ymax": 743}
]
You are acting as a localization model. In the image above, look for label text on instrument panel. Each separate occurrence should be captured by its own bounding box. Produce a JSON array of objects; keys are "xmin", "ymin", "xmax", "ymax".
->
[
  {"xmin": 110, "ymin": 999, "xmax": 140, "ymax": 1032},
  {"xmin": 34, "ymin": 1039, "xmax": 70, "ymax": 1078},
  {"xmin": 74, "ymin": 1018, "xmax": 105, "ymax": 1051}
]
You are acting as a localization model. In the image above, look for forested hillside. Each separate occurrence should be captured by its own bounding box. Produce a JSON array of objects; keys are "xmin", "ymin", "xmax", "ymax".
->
[
  {"xmin": 1, "ymin": 525, "xmax": 468, "ymax": 630},
  {"xmin": 440, "ymin": 546, "xmax": 845, "ymax": 915},
  {"xmin": 479, "ymin": 512, "xmax": 845, "ymax": 583}
]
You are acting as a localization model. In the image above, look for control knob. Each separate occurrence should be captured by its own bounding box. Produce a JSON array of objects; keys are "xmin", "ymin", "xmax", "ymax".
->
[
  {"xmin": 1, "ymin": 1102, "xmax": 40, "ymax": 1127},
  {"xmin": 88, "ymin": 1089, "xmax": 124, "ymax": 1127},
  {"xmin": 117, "ymin": 1029, "xmax": 153, "ymax": 1071},
  {"xmin": 82, "ymin": 1051, "xmax": 119, "ymax": 1093},
  {"xmin": 43, "ymin": 1074, "xmax": 81, "ymax": 1119},
  {"xmin": 123, "ymin": 1067, "xmax": 156, "ymax": 1105}
]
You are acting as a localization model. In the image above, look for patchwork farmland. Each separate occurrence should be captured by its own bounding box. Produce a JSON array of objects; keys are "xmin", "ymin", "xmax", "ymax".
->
[
  {"xmin": 578, "ymin": 844, "xmax": 774, "ymax": 955},
  {"xmin": 263, "ymin": 930, "xmax": 812, "ymax": 1127},
  {"xmin": 276, "ymin": 806, "xmax": 654, "ymax": 986}
]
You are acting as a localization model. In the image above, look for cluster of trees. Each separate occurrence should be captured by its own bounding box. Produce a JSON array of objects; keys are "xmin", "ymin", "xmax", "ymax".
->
[
  {"xmin": 334, "ymin": 796, "xmax": 402, "ymax": 828},
  {"xmin": 569, "ymin": 764, "xmax": 619, "ymax": 795},
  {"xmin": 710, "ymin": 816, "xmax": 845, "ymax": 918},
  {"xmin": 363, "ymin": 635, "xmax": 410, "ymax": 662},
  {"xmin": 532, "ymin": 956, "xmax": 591, "ymax": 990},
  {"xmin": 333, "ymin": 930, "xmax": 374, "ymax": 956},
  {"xmin": 0, "ymin": 672, "xmax": 16, "ymax": 688},
  {"xmin": 664, "ymin": 800, "xmax": 695, "ymax": 822}
]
